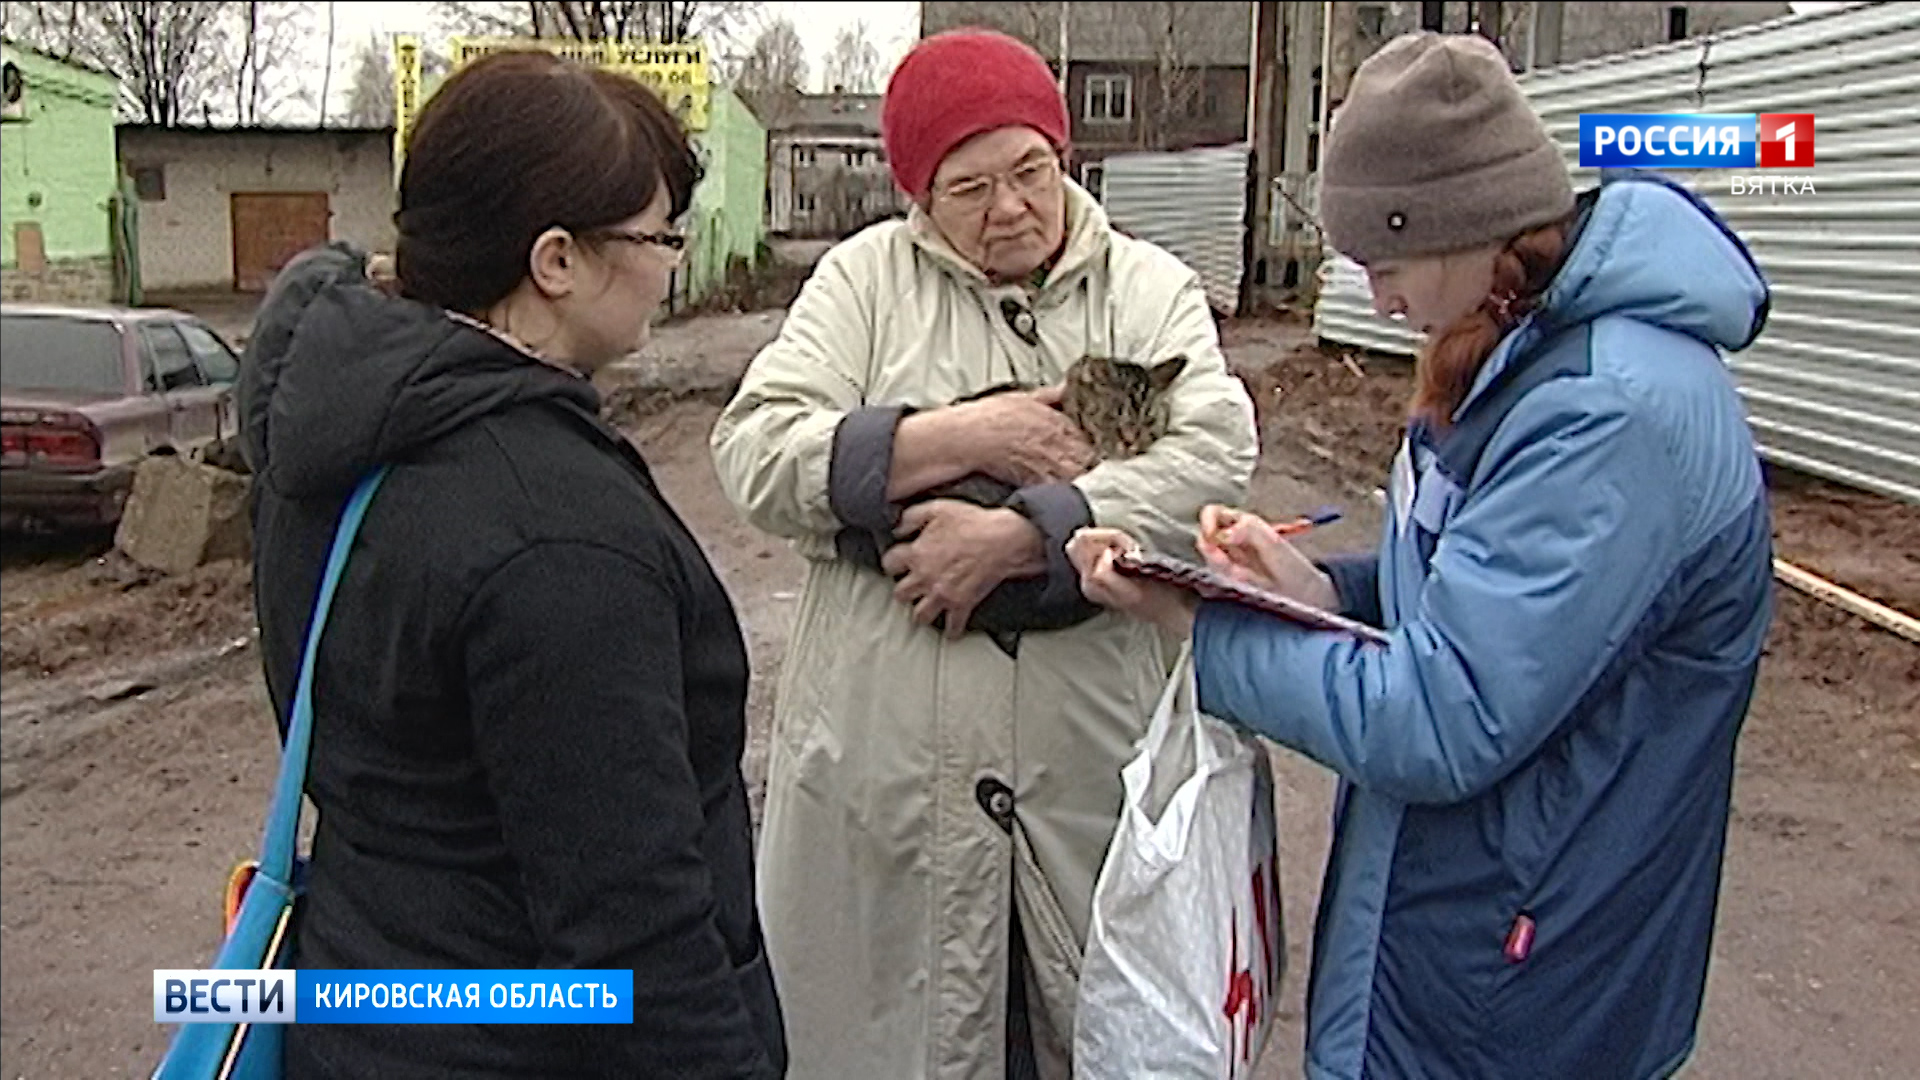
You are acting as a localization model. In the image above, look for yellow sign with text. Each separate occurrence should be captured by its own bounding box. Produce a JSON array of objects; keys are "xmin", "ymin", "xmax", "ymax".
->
[
  {"xmin": 392, "ymin": 33, "xmax": 422, "ymax": 179},
  {"xmin": 392, "ymin": 36, "xmax": 708, "ymax": 177}
]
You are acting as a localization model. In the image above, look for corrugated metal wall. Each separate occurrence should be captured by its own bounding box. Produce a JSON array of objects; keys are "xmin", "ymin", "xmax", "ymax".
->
[
  {"xmin": 1310, "ymin": 2, "xmax": 1920, "ymax": 503},
  {"xmin": 1101, "ymin": 143, "xmax": 1250, "ymax": 316}
]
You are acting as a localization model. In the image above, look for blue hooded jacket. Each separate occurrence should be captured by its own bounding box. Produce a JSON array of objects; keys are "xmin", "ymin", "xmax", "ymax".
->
[{"xmin": 1192, "ymin": 174, "xmax": 1774, "ymax": 1079}]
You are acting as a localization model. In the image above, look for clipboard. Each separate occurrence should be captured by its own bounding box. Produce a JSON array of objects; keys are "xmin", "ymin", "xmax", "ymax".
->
[{"xmin": 1111, "ymin": 550, "xmax": 1392, "ymax": 644}]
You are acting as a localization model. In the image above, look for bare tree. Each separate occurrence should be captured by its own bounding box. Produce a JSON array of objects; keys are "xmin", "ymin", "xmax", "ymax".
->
[
  {"xmin": 29, "ymin": 2, "xmax": 233, "ymax": 124},
  {"xmin": 542, "ymin": 1, "xmax": 752, "ymax": 41},
  {"xmin": 429, "ymin": 1, "xmax": 528, "ymax": 39},
  {"xmin": 317, "ymin": 0, "xmax": 335, "ymax": 124},
  {"xmin": 730, "ymin": 12, "xmax": 805, "ymax": 127},
  {"xmin": 0, "ymin": 2, "xmax": 87, "ymax": 59},
  {"xmin": 342, "ymin": 32, "xmax": 395, "ymax": 127},
  {"xmin": 821, "ymin": 19, "xmax": 883, "ymax": 94},
  {"xmin": 432, "ymin": 0, "xmax": 753, "ymax": 43},
  {"xmin": 919, "ymin": 0, "xmax": 1058, "ymax": 59},
  {"xmin": 1008, "ymin": 0, "xmax": 1055, "ymax": 55},
  {"xmin": 231, "ymin": 1, "xmax": 315, "ymax": 125},
  {"xmin": 1130, "ymin": 1, "xmax": 1206, "ymax": 150},
  {"xmin": 3, "ymin": 1, "xmax": 312, "ymax": 124}
]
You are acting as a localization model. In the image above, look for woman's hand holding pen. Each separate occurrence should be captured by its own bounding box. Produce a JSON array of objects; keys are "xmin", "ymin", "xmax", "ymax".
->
[{"xmin": 1196, "ymin": 505, "xmax": 1342, "ymax": 611}]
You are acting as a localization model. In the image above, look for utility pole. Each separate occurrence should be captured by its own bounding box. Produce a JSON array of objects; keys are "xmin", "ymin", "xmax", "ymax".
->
[
  {"xmin": 1242, "ymin": 0, "xmax": 1281, "ymax": 313},
  {"xmin": 1317, "ymin": 0, "xmax": 1334, "ymax": 163},
  {"xmin": 1532, "ymin": 1, "xmax": 1565, "ymax": 68},
  {"xmin": 1474, "ymin": 1, "xmax": 1504, "ymax": 47},
  {"xmin": 1057, "ymin": 1, "xmax": 1069, "ymax": 98},
  {"xmin": 319, "ymin": 0, "xmax": 337, "ymax": 127}
]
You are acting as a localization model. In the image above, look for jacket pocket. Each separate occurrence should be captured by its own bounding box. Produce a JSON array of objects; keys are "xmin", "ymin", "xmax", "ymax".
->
[
  {"xmin": 1011, "ymin": 822, "xmax": 1086, "ymax": 1054},
  {"xmin": 1011, "ymin": 821, "xmax": 1084, "ymax": 984},
  {"xmin": 731, "ymin": 933, "xmax": 788, "ymax": 1072}
]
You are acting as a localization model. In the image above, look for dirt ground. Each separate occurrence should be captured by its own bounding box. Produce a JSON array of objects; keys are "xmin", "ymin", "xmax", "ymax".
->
[{"xmin": 2, "ymin": 306, "xmax": 1916, "ymax": 1078}]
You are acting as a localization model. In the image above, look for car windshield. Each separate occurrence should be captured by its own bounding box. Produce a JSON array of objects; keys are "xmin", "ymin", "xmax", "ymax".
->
[{"xmin": 0, "ymin": 314, "xmax": 125, "ymax": 394}]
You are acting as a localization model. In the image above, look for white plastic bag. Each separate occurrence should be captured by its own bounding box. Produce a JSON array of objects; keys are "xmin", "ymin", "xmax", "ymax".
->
[{"xmin": 1073, "ymin": 643, "xmax": 1285, "ymax": 1080}]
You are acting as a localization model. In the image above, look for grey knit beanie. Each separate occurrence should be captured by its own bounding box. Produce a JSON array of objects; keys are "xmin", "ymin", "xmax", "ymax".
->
[{"xmin": 1320, "ymin": 32, "xmax": 1573, "ymax": 264}]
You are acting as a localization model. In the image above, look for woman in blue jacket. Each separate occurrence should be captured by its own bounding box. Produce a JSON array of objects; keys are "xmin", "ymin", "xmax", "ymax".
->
[{"xmin": 1069, "ymin": 32, "xmax": 1773, "ymax": 1080}]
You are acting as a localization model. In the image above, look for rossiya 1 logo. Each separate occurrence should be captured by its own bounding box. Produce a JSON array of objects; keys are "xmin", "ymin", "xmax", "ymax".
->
[
  {"xmin": 1756, "ymin": 113, "xmax": 1815, "ymax": 168},
  {"xmin": 1580, "ymin": 113, "xmax": 1817, "ymax": 194}
]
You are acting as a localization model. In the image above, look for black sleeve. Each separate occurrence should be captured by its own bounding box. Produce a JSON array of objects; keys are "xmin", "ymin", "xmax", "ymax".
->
[
  {"xmin": 1004, "ymin": 480, "xmax": 1097, "ymax": 606},
  {"xmin": 1317, "ymin": 552, "xmax": 1385, "ymax": 629},
  {"xmin": 827, "ymin": 405, "xmax": 911, "ymax": 531},
  {"xmin": 460, "ymin": 541, "xmax": 775, "ymax": 1079}
]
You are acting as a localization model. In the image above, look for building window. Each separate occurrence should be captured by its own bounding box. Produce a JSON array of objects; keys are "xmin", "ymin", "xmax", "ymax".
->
[
  {"xmin": 132, "ymin": 164, "xmax": 166, "ymax": 202},
  {"xmin": 1667, "ymin": 6, "xmax": 1689, "ymax": 41},
  {"xmin": 1183, "ymin": 83, "xmax": 1220, "ymax": 120},
  {"xmin": 178, "ymin": 321, "xmax": 239, "ymax": 384},
  {"xmin": 1357, "ymin": 4, "xmax": 1387, "ymax": 39},
  {"xmin": 1084, "ymin": 74, "xmax": 1133, "ymax": 123},
  {"xmin": 1, "ymin": 60, "xmax": 24, "ymax": 121},
  {"xmin": 796, "ymin": 193, "xmax": 817, "ymax": 214},
  {"xmin": 1080, "ymin": 162, "xmax": 1105, "ymax": 200},
  {"xmin": 141, "ymin": 325, "xmax": 204, "ymax": 392},
  {"xmin": 793, "ymin": 146, "xmax": 816, "ymax": 168}
]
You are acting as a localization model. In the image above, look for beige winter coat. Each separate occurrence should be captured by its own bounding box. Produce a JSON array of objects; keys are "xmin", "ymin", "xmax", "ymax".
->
[{"xmin": 710, "ymin": 180, "xmax": 1259, "ymax": 1080}]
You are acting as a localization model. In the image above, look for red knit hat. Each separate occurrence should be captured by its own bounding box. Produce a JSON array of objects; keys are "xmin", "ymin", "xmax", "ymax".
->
[{"xmin": 882, "ymin": 30, "xmax": 1071, "ymax": 199}]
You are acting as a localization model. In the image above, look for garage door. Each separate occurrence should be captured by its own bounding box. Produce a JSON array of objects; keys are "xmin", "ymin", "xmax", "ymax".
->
[{"xmin": 230, "ymin": 193, "xmax": 330, "ymax": 292}]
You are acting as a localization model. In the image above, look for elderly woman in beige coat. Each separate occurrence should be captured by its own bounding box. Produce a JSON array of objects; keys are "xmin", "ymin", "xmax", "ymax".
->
[{"xmin": 711, "ymin": 29, "xmax": 1259, "ymax": 1080}]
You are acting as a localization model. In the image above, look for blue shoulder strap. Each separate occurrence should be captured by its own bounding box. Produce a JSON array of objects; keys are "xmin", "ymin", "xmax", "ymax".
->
[{"xmin": 258, "ymin": 466, "xmax": 391, "ymax": 881}]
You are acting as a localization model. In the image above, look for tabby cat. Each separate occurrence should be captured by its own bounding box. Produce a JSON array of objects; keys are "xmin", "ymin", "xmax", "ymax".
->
[{"xmin": 836, "ymin": 354, "xmax": 1189, "ymax": 655}]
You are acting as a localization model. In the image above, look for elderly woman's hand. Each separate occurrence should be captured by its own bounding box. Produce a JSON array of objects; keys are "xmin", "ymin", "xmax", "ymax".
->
[
  {"xmin": 955, "ymin": 385, "xmax": 1096, "ymax": 487},
  {"xmin": 1066, "ymin": 528, "xmax": 1198, "ymax": 638},
  {"xmin": 884, "ymin": 500, "xmax": 1049, "ymax": 638}
]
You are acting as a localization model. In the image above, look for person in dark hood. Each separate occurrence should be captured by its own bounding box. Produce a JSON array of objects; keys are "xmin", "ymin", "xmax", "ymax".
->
[
  {"xmin": 240, "ymin": 50, "xmax": 786, "ymax": 1078},
  {"xmin": 1071, "ymin": 32, "xmax": 1773, "ymax": 1080}
]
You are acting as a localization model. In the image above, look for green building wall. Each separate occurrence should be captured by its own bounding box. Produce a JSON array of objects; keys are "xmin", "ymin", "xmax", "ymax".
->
[
  {"xmin": 680, "ymin": 86, "xmax": 768, "ymax": 308},
  {"xmin": 1, "ymin": 41, "xmax": 121, "ymax": 302}
]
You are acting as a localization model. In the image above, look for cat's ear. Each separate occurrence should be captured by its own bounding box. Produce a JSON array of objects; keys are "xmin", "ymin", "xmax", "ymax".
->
[{"xmin": 1148, "ymin": 355, "xmax": 1189, "ymax": 392}]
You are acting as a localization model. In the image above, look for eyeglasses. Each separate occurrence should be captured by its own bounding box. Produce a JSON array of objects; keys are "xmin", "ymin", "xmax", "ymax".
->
[
  {"xmin": 599, "ymin": 227, "xmax": 687, "ymax": 252},
  {"xmin": 934, "ymin": 156, "xmax": 1062, "ymax": 213}
]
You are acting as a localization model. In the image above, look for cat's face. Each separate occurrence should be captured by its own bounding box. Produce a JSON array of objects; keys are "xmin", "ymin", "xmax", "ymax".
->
[{"xmin": 1064, "ymin": 355, "xmax": 1188, "ymax": 458}]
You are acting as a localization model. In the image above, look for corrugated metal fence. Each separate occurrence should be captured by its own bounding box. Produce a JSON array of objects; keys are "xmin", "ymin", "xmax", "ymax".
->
[
  {"xmin": 1101, "ymin": 143, "xmax": 1250, "ymax": 316},
  {"xmin": 1311, "ymin": 2, "xmax": 1920, "ymax": 504}
]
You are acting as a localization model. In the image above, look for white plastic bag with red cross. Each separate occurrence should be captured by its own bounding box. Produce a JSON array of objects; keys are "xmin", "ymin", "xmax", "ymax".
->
[{"xmin": 1073, "ymin": 642, "xmax": 1285, "ymax": 1080}]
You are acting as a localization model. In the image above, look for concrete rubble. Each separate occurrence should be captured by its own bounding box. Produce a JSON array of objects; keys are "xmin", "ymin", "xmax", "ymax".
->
[{"xmin": 113, "ymin": 455, "xmax": 251, "ymax": 575}]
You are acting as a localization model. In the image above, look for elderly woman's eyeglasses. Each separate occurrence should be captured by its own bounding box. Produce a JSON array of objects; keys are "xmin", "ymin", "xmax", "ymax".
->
[
  {"xmin": 935, "ymin": 157, "xmax": 1062, "ymax": 213},
  {"xmin": 600, "ymin": 228, "xmax": 687, "ymax": 252}
]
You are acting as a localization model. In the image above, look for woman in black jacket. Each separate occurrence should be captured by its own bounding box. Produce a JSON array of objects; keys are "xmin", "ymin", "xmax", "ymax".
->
[{"xmin": 238, "ymin": 51, "xmax": 786, "ymax": 1078}]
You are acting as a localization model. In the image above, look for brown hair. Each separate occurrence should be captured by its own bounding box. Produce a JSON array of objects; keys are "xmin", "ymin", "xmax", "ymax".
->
[
  {"xmin": 393, "ymin": 50, "xmax": 702, "ymax": 313},
  {"xmin": 1411, "ymin": 217, "xmax": 1574, "ymax": 428}
]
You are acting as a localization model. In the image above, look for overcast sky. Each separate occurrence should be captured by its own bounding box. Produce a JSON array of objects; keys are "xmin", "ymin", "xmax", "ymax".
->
[{"xmin": 316, "ymin": 1, "xmax": 1846, "ymax": 123}]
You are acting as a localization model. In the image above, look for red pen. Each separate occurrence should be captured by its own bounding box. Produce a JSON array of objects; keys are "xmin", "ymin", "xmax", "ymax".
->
[{"xmin": 1272, "ymin": 506, "xmax": 1344, "ymax": 537}]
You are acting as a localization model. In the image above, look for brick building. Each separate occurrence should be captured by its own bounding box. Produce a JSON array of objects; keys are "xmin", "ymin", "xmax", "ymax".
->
[{"xmin": 115, "ymin": 126, "xmax": 396, "ymax": 293}]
